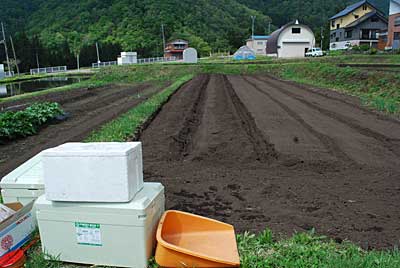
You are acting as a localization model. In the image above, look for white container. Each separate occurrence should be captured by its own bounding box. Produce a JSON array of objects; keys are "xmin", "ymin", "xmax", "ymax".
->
[
  {"xmin": 0, "ymin": 153, "xmax": 45, "ymax": 205},
  {"xmin": 36, "ymin": 183, "xmax": 165, "ymax": 268},
  {"xmin": 42, "ymin": 142, "xmax": 143, "ymax": 202}
]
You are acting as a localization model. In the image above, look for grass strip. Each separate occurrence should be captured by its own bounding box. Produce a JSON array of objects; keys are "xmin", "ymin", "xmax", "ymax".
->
[
  {"xmin": 237, "ymin": 229, "xmax": 400, "ymax": 268},
  {"xmin": 85, "ymin": 74, "xmax": 194, "ymax": 142},
  {"xmin": 0, "ymin": 79, "xmax": 106, "ymax": 103}
]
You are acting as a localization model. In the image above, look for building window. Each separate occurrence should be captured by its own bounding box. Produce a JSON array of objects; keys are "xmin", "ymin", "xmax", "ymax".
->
[
  {"xmin": 292, "ymin": 28, "xmax": 301, "ymax": 34},
  {"xmin": 395, "ymin": 17, "xmax": 400, "ymax": 27},
  {"xmin": 257, "ymin": 41, "xmax": 264, "ymax": 45},
  {"xmin": 337, "ymin": 24, "xmax": 340, "ymax": 29},
  {"xmin": 345, "ymin": 30, "xmax": 353, "ymax": 38},
  {"xmin": 354, "ymin": 15, "xmax": 359, "ymax": 19},
  {"xmin": 363, "ymin": 4, "xmax": 368, "ymax": 10},
  {"xmin": 331, "ymin": 20, "xmax": 335, "ymax": 27},
  {"xmin": 336, "ymin": 37, "xmax": 339, "ymax": 42}
]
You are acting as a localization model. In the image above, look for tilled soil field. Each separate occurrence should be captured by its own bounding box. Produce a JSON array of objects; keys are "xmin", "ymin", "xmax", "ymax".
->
[
  {"xmin": 141, "ymin": 74, "xmax": 400, "ymax": 249},
  {"xmin": 0, "ymin": 83, "xmax": 163, "ymax": 177}
]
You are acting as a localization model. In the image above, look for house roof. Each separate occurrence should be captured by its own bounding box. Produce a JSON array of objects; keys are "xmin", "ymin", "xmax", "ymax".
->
[
  {"xmin": 167, "ymin": 39, "xmax": 188, "ymax": 45},
  {"xmin": 344, "ymin": 10, "xmax": 388, "ymax": 28},
  {"xmin": 266, "ymin": 21, "xmax": 313, "ymax": 54},
  {"xmin": 330, "ymin": 0, "xmax": 371, "ymax": 20},
  {"xmin": 248, "ymin": 35, "xmax": 270, "ymax": 40}
]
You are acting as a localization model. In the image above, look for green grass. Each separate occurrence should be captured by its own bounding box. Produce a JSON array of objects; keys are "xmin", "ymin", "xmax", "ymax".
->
[
  {"xmin": 85, "ymin": 74, "xmax": 194, "ymax": 142},
  {"xmin": 237, "ymin": 229, "xmax": 400, "ymax": 268},
  {"xmin": 269, "ymin": 62, "xmax": 400, "ymax": 114},
  {"xmin": 0, "ymin": 79, "xmax": 105, "ymax": 103},
  {"xmin": 0, "ymin": 73, "xmax": 51, "ymax": 84}
]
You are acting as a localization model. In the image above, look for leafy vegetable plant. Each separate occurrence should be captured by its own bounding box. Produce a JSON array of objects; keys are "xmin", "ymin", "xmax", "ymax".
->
[{"xmin": 0, "ymin": 102, "xmax": 64, "ymax": 141}]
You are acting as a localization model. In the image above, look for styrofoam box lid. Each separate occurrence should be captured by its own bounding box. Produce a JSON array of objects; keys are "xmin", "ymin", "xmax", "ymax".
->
[
  {"xmin": 0, "ymin": 152, "xmax": 44, "ymax": 189},
  {"xmin": 35, "ymin": 183, "xmax": 164, "ymax": 215},
  {"xmin": 42, "ymin": 142, "xmax": 141, "ymax": 157}
]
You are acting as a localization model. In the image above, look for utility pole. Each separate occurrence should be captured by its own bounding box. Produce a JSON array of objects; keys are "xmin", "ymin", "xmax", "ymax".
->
[
  {"xmin": 77, "ymin": 54, "xmax": 80, "ymax": 70},
  {"xmin": 96, "ymin": 42, "xmax": 100, "ymax": 63},
  {"xmin": 36, "ymin": 52, "xmax": 40, "ymax": 69},
  {"xmin": 251, "ymin": 16, "xmax": 256, "ymax": 51},
  {"xmin": 251, "ymin": 16, "xmax": 256, "ymax": 39},
  {"xmin": 1, "ymin": 22, "xmax": 11, "ymax": 76},
  {"xmin": 268, "ymin": 21, "xmax": 271, "ymax": 35},
  {"xmin": 320, "ymin": 26, "xmax": 324, "ymax": 48},
  {"xmin": 161, "ymin": 24, "xmax": 166, "ymax": 55},
  {"xmin": 9, "ymin": 36, "xmax": 19, "ymax": 75}
]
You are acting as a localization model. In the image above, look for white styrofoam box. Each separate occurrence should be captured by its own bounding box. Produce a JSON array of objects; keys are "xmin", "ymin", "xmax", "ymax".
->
[
  {"xmin": 42, "ymin": 142, "xmax": 143, "ymax": 202},
  {"xmin": 36, "ymin": 183, "xmax": 165, "ymax": 268},
  {"xmin": 0, "ymin": 152, "xmax": 45, "ymax": 205}
]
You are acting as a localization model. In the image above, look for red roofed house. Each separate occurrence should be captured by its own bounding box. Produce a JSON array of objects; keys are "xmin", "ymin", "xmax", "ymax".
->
[{"xmin": 164, "ymin": 39, "xmax": 189, "ymax": 59}]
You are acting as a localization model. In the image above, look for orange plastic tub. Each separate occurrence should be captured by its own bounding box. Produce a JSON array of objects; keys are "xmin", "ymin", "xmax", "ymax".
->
[{"xmin": 155, "ymin": 210, "xmax": 240, "ymax": 268}]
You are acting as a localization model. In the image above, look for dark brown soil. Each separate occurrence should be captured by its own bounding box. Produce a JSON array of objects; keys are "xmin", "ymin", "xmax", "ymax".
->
[
  {"xmin": 0, "ymin": 83, "xmax": 163, "ymax": 177},
  {"xmin": 140, "ymin": 74, "xmax": 400, "ymax": 249}
]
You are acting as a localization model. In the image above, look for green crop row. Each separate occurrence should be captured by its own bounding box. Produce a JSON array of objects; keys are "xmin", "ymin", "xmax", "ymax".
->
[
  {"xmin": 85, "ymin": 74, "xmax": 194, "ymax": 142},
  {"xmin": 0, "ymin": 102, "xmax": 64, "ymax": 141}
]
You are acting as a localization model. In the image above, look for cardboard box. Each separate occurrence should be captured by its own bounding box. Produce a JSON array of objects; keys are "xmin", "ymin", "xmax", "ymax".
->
[
  {"xmin": 42, "ymin": 142, "xmax": 144, "ymax": 202},
  {"xmin": 0, "ymin": 201, "xmax": 36, "ymax": 257}
]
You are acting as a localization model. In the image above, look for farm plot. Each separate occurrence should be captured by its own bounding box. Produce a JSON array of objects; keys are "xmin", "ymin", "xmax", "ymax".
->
[
  {"xmin": 0, "ymin": 83, "xmax": 164, "ymax": 177},
  {"xmin": 140, "ymin": 74, "xmax": 400, "ymax": 249}
]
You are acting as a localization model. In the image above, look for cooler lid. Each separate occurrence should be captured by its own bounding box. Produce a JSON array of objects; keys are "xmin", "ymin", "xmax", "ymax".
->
[
  {"xmin": 35, "ymin": 183, "xmax": 164, "ymax": 215},
  {"xmin": 42, "ymin": 142, "xmax": 141, "ymax": 157},
  {"xmin": 0, "ymin": 152, "xmax": 44, "ymax": 190}
]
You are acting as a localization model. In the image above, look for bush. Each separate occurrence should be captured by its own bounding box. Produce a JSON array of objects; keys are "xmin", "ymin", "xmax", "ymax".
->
[
  {"xmin": 369, "ymin": 48, "xmax": 378, "ymax": 55},
  {"xmin": 0, "ymin": 102, "xmax": 64, "ymax": 140}
]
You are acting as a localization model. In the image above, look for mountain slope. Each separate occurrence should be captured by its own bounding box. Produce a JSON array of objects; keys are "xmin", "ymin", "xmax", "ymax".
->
[{"xmin": 20, "ymin": 0, "xmax": 270, "ymax": 55}]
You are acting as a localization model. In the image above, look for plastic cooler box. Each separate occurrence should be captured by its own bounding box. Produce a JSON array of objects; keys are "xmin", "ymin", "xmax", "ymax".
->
[
  {"xmin": 36, "ymin": 182, "xmax": 165, "ymax": 268},
  {"xmin": 0, "ymin": 152, "xmax": 44, "ymax": 205},
  {"xmin": 42, "ymin": 142, "xmax": 143, "ymax": 202}
]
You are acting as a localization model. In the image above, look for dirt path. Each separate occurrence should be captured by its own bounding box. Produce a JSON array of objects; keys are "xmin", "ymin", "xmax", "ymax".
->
[
  {"xmin": 0, "ymin": 83, "xmax": 163, "ymax": 177},
  {"xmin": 140, "ymin": 74, "xmax": 400, "ymax": 249}
]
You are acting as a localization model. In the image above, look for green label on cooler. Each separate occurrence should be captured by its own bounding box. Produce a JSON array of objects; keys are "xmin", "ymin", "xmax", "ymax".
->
[{"xmin": 75, "ymin": 222, "xmax": 102, "ymax": 246}]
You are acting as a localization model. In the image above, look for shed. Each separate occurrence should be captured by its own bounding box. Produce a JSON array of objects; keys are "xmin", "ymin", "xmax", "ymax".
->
[
  {"xmin": 233, "ymin": 46, "xmax": 256, "ymax": 60},
  {"xmin": 266, "ymin": 21, "xmax": 316, "ymax": 58}
]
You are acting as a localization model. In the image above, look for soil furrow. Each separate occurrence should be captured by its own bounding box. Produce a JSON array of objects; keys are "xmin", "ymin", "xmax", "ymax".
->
[
  {"xmin": 0, "ymin": 83, "xmax": 160, "ymax": 177},
  {"xmin": 242, "ymin": 76, "xmax": 356, "ymax": 165},
  {"xmin": 253, "ymin": 77, "xmax": 400, "ymax": 158},
  {"xmin": 257, "ymin": 74, "xmax": 400, "ymax": 126},
  {"xmin": 222, "ymin": 75, "xmax": 278, "ymax": 163},
  {"xmin": 140, "ymin": 74, "xmax": 400, "ymax": 249},
  {"xmin": 170, "ymin": 74, "xmax": 210, "ymax": 159}
]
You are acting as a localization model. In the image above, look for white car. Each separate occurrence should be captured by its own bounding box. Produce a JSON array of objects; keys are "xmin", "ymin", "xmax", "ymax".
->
[{"xmin": 305, "ymin": 48, "xmax": 324, "ymax": 57}]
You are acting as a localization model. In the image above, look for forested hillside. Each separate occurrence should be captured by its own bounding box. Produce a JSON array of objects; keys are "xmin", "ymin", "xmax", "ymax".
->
[{"xmin": 0, "ymin": 0, "xmax": 390, "ymax": 72}]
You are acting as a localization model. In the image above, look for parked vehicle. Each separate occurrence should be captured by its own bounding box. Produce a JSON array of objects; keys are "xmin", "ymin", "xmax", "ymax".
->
[{"xmin": 306, "ymin": 47, "xmax": 324, "ymax": 57}]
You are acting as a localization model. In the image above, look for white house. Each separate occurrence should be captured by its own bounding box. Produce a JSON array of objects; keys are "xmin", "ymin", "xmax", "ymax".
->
[
  {"xmin": 266, "ymin": 20, "xmax": 316, "ymax": 58},
  {"xmin": 246, "ymin": 35, "xmax": 270, "ymax": 55}
]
